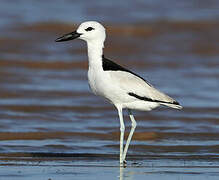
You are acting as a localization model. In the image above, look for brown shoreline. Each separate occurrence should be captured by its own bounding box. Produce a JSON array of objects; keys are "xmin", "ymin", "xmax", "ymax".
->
[
  {"xmin": 1, "ymin": 131, "xmax": 219, "ymax": 141},
  {"xmin": 0, "ymin": 131, "xmax": 158, "ymax": 141}
]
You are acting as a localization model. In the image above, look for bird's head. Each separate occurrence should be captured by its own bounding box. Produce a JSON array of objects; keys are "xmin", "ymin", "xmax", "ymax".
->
[{"xmin": 55, "ymin": 21, "xmax": 106, "ymax": 44}]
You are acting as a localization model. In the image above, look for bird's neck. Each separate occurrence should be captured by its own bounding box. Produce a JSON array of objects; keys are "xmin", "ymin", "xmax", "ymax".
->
[{"xmin": 87, "ymin": 40, "xmax": 104, "ymax": 69}]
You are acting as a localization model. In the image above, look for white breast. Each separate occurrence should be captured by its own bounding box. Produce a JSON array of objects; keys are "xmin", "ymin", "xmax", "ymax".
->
[
  {"xmin": 88, "ymin": 68, "xmax": 101, "ymax": 96},
  {"xmin": 88, "ymin": 68, "xmax": 137, "ymax": 105}
]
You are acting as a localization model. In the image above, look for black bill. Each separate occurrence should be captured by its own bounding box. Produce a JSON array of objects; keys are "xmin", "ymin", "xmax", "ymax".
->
[{"xmin": 55, "ymin": 31, "xmax": 81, "ymax": 42}]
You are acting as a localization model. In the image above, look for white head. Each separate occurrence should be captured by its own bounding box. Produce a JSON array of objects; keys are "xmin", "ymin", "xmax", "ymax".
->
[
  {"xmin": 55, "ymin": 21, "xmax": 106, "ymax": 45},
  {"xmin": 77, "ymin": 21, "xmax": 106, "ymax": 42}
]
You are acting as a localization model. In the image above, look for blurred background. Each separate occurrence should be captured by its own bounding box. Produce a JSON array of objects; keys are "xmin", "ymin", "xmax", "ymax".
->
[{"xmin": 0, "ymin": 0, "xmax": 219, "ymax": 179}]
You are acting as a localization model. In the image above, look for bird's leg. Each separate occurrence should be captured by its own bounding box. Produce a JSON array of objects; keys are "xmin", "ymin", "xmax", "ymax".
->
[
  {"xmin": 122, "ymin": 109, "xmax": 137, "ymax": 163},
  {"xmin": 117, "ymin": 106, "xmax": 125, "ymax": 166}
]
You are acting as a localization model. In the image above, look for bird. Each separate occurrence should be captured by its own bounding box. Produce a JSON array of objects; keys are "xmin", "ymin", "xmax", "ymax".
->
[{"xmin": 55, "ymin": 21, "xmax": 182, "ymax": 166}]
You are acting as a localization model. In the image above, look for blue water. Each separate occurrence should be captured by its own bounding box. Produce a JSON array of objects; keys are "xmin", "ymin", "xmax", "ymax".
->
[{"xmin": 1, "ymin": 0, "xmax": 219, "ymax": 27}]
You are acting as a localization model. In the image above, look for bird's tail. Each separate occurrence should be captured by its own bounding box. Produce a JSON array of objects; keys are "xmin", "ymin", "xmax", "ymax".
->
[
  {"xmin": 146, "ymin": 84, "xmax": 183, "ymax": 110},
  {"xmin": 160, "ymin": 102, "xmax": 183, "ymax": 109}
]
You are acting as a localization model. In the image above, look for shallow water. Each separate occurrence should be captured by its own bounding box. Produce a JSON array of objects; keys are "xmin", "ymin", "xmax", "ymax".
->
[{"xmin": 0, "ymin": 0, "xmax": 219, "ymax": 179}]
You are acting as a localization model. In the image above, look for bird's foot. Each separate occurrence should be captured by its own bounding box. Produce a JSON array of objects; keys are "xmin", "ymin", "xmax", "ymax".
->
[{"xmin": 120, "ymin": 160, "xmax": 127, "ymax": 167}]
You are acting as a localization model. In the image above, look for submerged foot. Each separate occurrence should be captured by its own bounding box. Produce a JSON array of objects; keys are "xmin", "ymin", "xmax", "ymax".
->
[{"xmin": 120, "ymin": 160, "xmax": 127, "ymax": 167}]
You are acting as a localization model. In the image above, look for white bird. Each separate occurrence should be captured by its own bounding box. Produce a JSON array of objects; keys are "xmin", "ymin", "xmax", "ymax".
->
[{"xmin": 55, "ymin": 21, "xmax": 182, "ymax": 166}]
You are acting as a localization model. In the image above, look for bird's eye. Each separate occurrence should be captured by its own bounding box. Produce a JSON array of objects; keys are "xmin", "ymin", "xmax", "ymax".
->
[{"xmin": 85, "ymin": 27, "xmax": 94, "ymax": 31}]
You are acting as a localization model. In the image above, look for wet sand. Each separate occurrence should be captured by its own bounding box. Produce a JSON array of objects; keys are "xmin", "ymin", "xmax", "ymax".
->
[{"xmin": 1, "ymin": 0, "xmax": 219, "ymax": 179}]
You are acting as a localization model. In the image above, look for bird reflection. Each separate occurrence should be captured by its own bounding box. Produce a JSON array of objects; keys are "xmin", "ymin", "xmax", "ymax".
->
[{"xmin": 119, "ymin": 167, "xmax": 124, "ymax": 180}]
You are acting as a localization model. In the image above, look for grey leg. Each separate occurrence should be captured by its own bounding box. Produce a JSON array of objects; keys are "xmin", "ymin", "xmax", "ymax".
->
[
  {"xmin": 117, "ymin": 106, "xmax": 125, "ymax": 165},
  {"xmin": 122, "ymin": 109, "xmax": 137, "ymax": 162}
]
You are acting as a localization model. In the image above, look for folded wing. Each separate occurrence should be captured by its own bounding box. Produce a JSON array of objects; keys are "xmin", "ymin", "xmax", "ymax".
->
[{"xmin": 109, "ymin": 71, "xmax": 182, "ymax": 109}]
